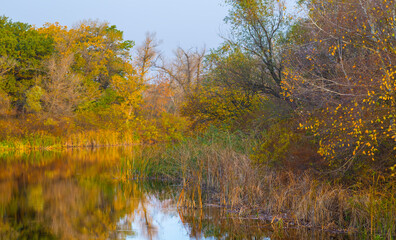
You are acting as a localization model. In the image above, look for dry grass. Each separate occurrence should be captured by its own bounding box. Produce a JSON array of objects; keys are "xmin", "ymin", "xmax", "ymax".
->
[
  {"xmin": 0, "ymin": 119, "xmax": 139, "ymax": 151},
  {"xmin": 64, "ymin": 129, "xmax": 139, "ymax": 147},
  {"xmin": 163, "ymin": 129, "xmax": 396, "ymax": 239}
]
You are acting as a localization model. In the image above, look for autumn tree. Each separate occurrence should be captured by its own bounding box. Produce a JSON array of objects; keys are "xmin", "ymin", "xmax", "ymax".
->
[
  {"xmin": 284, "ymin": 0, "xmax": 396, "ymax": 172},
  {"xmin": 71, "ymin": 20, "xmax": 134, "ymax": 90},
  {"xmin": 111, "ymin": 33, "xmax": 161, "ymax": 126},
  {"xmin": 134, "ymin": 32, "xmax": 160, "ymax": 82},
  {"xmin": 179, "ymin": 0, "xmax": 292, "ymax": 129},
  {"xmin": 36, "ymin": 21, "xmax": 143, "ymax": 125},
  {"xmin": 158, "ymin": 47, "xmax": 206, "ymax": 97},
  {"xmin": 223, "ymin": 0, "xmax": 288, "ymax": 99},
  {"xmin": 42, "ymin": 54, "xmax": 84, "ymax": 117},
  {"xmin": 177, "ymin": 46, "xmax": 269, "ymax": 128},
  {"xmin": 153, "ymin": 47, "xmax": 207, "ymax": 127}
]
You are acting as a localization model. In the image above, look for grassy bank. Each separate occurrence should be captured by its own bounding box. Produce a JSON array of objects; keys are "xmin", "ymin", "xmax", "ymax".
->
[
  {"xmin": 0, "ymin": 114, "xmax": 147, "ymax": 151},
  {"xmin": 2, "ymin": 117, "xmax": 394, "ymax": 238},
  {"xmin": 0, "ymin": 130, "xmax": 140, "ymax": 151},
  {"xmin": 119, "ymin": 127, "xmax": 396, "ymax": 239}
]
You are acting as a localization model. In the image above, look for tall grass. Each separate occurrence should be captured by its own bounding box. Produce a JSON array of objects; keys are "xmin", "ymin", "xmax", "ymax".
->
[
  {"xmin": 0, "ymin": 132, "xmax": 62, "ymax": 151},
  {"xmin": 0, "ymin": 129, "xmax": 140, "ymax": 151},
  {"xmin": 64, "ymin": 129, "xmax": 139, "ymax": 147},
  {"xmin": 0, "ymin": 115, "xmax": 141, "ymax": 151},
  {"xmin": 117, "ymin": 145, "xmax": 178, "ymax": 181},
  {"xmin": 158, "ymin": 127, "xmax": 396, "ymax": 239}
]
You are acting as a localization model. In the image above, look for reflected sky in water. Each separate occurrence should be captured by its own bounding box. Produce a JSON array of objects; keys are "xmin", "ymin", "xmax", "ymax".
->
[{"xmin": 124, "ymin": 198, "xmax": 190, "ymax": 240}]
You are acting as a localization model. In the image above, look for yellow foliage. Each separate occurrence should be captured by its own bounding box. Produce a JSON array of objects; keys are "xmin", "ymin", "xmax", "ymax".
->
[
  {"xmin": 181, "ymin": 84, "xmax": 266, "ymax": 130},
  {"xmin": 284, "ymin": 0, "xmax": 396, "ymax": 169}
]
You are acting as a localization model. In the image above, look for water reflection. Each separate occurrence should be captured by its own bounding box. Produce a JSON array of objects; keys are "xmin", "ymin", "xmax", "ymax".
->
[{"xmin": 0, "ymin": 148, "xmax": 354, "ymax": 240}]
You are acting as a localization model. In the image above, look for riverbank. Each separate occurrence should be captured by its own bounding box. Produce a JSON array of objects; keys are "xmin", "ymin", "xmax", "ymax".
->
[
  {"xmin": 0, "ymin": 130, "xmax": 140, "ymax": 151},
  {"xmin": 0, "ymin": 146, "xmax": 353, "ymax": 240},
  {"xmin": 1, "ymin": 126, "xmax": 395, "ymax": 239},
  {"xmin": 118, "ymin": 128, "xmax": 396, "ymax": 239},
  {"xmin": 0, "ymin": 114, "xmax": 141, "ymax": 151}
]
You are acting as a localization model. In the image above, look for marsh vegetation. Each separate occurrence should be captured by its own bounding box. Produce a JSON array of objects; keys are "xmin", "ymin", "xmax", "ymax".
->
[{"xmin": 0, "ymin": 0, "xmax": 395, "ymax": 239}]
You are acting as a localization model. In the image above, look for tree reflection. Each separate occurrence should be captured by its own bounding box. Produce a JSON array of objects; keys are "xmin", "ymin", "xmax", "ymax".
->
[
  {"xmin": 0, "ymin": 147, "xmax": 168, "ymax": 240},
  {"xmin": 0, "ymin": 148, "xmax": 354, "ymax": 240}
]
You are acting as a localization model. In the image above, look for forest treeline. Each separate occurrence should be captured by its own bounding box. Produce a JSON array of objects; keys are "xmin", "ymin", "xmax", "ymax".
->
[
  {"xmin": 0, "ymin": 17, "xmax": 186, "ymax": 147},
  {"xmin": 2, "ymin": 0, "xmax": 394, "ymax": 174},
  {"xmin": 0, "ymin": 0, "xmax": 395, "ymax": 236}
]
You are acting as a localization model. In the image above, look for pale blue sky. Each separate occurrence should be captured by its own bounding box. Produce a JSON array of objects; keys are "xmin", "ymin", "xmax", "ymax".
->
[{"xmin": 1, "ymin": 0, "xmax": 230, "ymax": 56}]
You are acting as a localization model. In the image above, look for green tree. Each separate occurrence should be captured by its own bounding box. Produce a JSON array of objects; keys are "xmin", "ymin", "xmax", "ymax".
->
[
  {"xmin": 37, "ymin": 21, "xmax": 137, "ymax": 120},
  {"xmin": 224, "ymin": 0, "xmax": 288, "ymax": 99},
  {"xmin": 0, "ymin": 16, "xmax": 53, "ymax": 110},
  {"xmin": 26, "ymin": 85, "xmax": 45, "ymax": 113}
]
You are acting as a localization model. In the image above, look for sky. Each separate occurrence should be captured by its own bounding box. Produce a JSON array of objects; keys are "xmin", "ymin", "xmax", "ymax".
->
[{"xmin": 1, "ymin": 0, "xmax": 230, "ymax": 56}]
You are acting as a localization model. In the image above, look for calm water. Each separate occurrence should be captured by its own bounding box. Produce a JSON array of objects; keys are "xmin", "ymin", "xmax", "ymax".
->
[{"xmin": 0, "ymin": 147, "xmax": 354, "ymax": 240}]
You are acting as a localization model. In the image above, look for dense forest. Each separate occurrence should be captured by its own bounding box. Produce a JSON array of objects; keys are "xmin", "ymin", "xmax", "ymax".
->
[{"xmin": 0, "ymin": 0, "xmax": 395, "ymax": 238}]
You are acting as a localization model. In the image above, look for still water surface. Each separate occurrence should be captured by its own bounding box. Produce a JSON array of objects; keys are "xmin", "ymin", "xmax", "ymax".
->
[{"xmin": 0, "ymin": 147, "xmax": 354, "ymax": 240}]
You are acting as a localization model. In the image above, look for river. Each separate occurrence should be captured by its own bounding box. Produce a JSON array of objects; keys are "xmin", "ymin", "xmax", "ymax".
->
[{"xmin": 0, "ymin": 147, "xmax": 355, "ymax": 239}]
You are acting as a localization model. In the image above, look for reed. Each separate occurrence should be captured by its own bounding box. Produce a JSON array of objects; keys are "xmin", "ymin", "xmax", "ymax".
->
[
  {"xmin": 117, "ymin": 145, "xmax": 177, "ymax": 181},
  {"xmin": 0, "ymin": 129, "xmax": 140, "ymax": 152},
  {"xmin": 159, "ymin": 128, "xmax": 396, "ymax": 239},
  {"xmin": 64, "ymin": 129, "xmax": 139, "ymax": 148}
]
